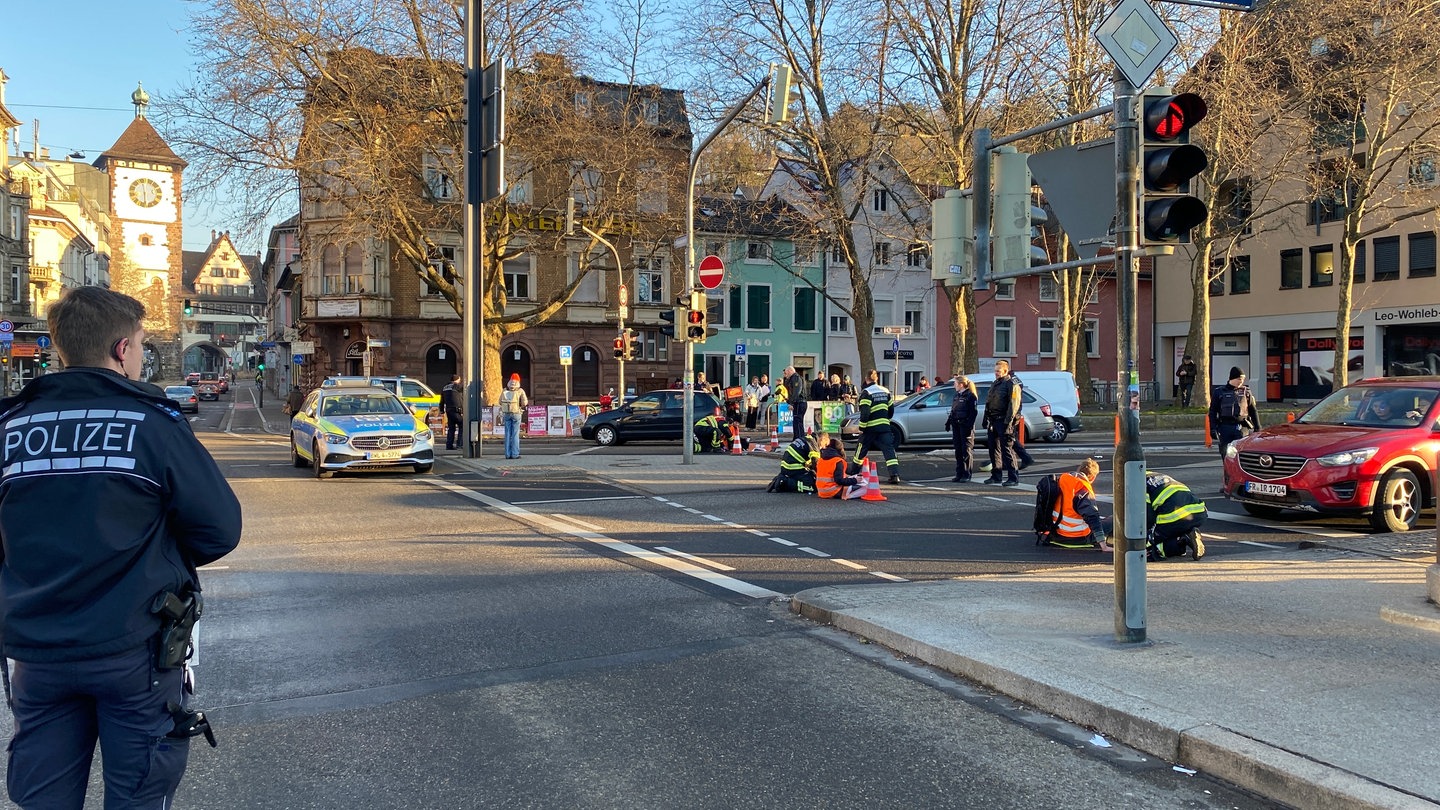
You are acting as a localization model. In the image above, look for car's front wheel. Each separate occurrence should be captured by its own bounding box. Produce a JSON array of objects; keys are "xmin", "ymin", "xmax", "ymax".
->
[
  {"xmin": 1044, "ymin": 420, "xmax": 1069, "ymax": 443},
  {"xmin": 1369, "ymin": 468, "xmax": 1421, "ymax": 533},
  {"xmin": 594, "ymin": 424, "xmax": 619, "ymax": 446},
  {"xmin": 313, "ymin": 441, "xmax": 333, "ymax": 480}
]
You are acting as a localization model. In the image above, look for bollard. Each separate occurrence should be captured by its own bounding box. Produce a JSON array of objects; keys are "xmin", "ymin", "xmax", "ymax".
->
[
  {"xmin": 1114, "ymin": 414, "xmax": 1120, "ymax": 445},
  {"xmin": 1204, "ymin": 412, "xmax": 1213, "ymax": 447}
]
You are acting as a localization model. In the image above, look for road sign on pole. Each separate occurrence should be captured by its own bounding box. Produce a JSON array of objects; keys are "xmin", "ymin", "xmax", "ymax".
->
[
  {"xmin": 559, "ymin": 345, "xmax": 573, "ymax": 366},
  {"xmin": 1028, "ymin": 139, "xmax": 1119, "ymax": 260},
  {"xmin": 735, "ymin": 343, "xmax": 746, "ymax": 357},
  {"xmin": 698, "ymin": 255, "xmax": 725, "ymax": 290}
]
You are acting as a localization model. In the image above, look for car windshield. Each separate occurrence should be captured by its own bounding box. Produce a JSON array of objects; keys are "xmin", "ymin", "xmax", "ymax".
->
[
  {"xmin": 321, "ymin": 394, "xmax": 410, "ymax": 417},
  {"xmin": 1297, "ymin": 385, "xmax": 1437, "ymax": 428},
  {"xmin": 165, "ymin": 386, "xmax": 194, "ymax": 396}
]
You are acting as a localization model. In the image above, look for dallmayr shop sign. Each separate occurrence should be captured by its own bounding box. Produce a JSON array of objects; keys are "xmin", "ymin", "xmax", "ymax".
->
[{"xmin": 1372, "ymin": 305, "xmax": 1440, "ymax": 323}]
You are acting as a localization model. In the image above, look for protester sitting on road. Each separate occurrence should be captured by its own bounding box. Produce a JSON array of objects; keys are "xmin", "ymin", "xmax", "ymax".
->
[
  {"xmin": 816, "ymin": 437, "xmax": 865, "ymax": 500},
  {"xmin": 1045, "ymin": 458, "xmax": 1110, "ymax": 551},
  {"xmin": 767, "ymin": 435, "xmax": 819, "ymax": 493}
]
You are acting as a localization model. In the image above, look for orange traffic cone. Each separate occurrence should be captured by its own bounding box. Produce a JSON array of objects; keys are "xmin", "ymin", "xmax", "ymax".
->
[
  {"xmin": 861, "ymin": 459, "xmax": 888, "ymax": 502},
  {"xmin": 730, "ymin": 431, "xmax": 743, "ymax": 455},
  {"xmin": 768, "ymin": 425, "xmax": 780, "ymax": 452}
]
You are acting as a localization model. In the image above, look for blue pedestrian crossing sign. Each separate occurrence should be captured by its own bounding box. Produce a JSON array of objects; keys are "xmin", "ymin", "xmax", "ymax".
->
[{"xmin": 892, "ymin": 337, "xmax": 901, "ymax": 352}]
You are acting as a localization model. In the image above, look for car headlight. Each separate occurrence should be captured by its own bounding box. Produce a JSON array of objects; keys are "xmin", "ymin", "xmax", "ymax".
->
[
  {"xmin": 1316, "ymin": 447, "xmax": 1379, "ymax": 467},
  {"xmin": 323, "ymin": 432, "xmax": 350, "ymax": 445},
  {"xmin": 1224, "ymin": 443, "xmax": 1238, "ymax": 460},
  {"xmin": 416, "ymin": 430, "xmax": 433, "ymax": 442}
]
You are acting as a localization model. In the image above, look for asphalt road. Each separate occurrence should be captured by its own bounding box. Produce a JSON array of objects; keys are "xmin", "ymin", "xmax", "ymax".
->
[{"xmin": 0, "ymin": 393, "xmax": 1288, "ymax": 808}]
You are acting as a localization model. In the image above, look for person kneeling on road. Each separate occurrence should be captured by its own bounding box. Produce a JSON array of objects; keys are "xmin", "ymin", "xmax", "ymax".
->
[
  {"xmin": 768, "ymin": 435, "xmax": 820, "ymax": 493},
  {"xmin": 1046, "ymin": 458, "xmax": 1111, "ymax": 552},
  {"xmin": 816, "ymin": 437, "xmax": 865, "ymax": 500},
  {"xmin": 693, "ymin": 413, "xmax": 727, "ymax": 454},
  {"xmin": 1140, "ymin": 470, "xmax": 1208, "ymax": 560}
]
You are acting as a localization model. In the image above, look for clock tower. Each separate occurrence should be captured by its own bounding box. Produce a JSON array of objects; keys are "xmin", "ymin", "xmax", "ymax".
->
[{"xmin": 95, "ymin": 82, "xmax": 188, "ymax": 381}]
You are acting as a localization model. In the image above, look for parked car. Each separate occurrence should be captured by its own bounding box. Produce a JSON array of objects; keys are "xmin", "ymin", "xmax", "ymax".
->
[
  {"xmin": 164, "ymin": 385, "xmax": 200, "ymax": 414},
  {"xmin": 580, "ymin": 389, "xmax": 724, "ymax": 446},
  {"xmin": 1012, "ymin": 371, "xmax": 1084, "ymax": 442},
  {"xmin": 1222, "ymin": 377, "xmax": 1440, "ymax": 532},
  {"xmin": 289, "ymin": 382, "xmax": 435, "ymax": 478},
  {"xmin": 840, "ymin": 382, "xmax": 1055, "ymax": 447}
]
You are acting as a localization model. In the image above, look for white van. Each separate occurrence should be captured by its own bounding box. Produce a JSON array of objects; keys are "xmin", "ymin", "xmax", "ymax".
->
[{"xmin": 1011, "ymin": 371, "xmax": 1084, "ymax": 442}]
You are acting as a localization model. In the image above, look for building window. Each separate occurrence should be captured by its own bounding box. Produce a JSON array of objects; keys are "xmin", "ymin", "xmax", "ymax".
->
[
  {"xmin": 506, "ymin": 158, "xmax": 532, "ymax": 205},
  {"xmin": 210, "ymin": 267, "xmax": 225, "ymax": 277},
  {"xmin": 905, "ymin": 243, "xmax": 928, "ymax": 269},
  {"xmin": 728, "ymin": 286, "xmax": 741, "ymax": 328},
  {"xmin": 1218, "ymin": 177, "xmax": 1254, "ymax": 235},
  {"xmin": 829, "ymin": 314, "xmax": 850, "ymax": 334},
  {"xmin": 636, "ymin": 160, "xmax": 667, "ymax": 214},
  {"xmin": 1280, "ymin": 248, "xmax": 1303, "ymax": 289},
  {"xmin": 1039, "ymin": 276, "xmax": 1058, "ymax": 302},
  {"xmin": 566, "ymin": 253, "xmax": 601, "ymax": 302},
  {"xmin": 831, "ymin": 243, "xmax": 846, "ymax": 264},
  {"xmin": 746, "ymin": 241, "xmax": 771, "ymax": 262},
  {"xmin": 641, "ymin": 97, "xmax": 660, "ymax": 126},
  {"xmin": 1209, "ymin": 257, "xmax": 1226, "ymax": 296},
  {"xmin": 1038, "ymin": 318, "xmax": 1056, "ymax": 356},
  {"xmin": 871, "ymin": 299, "xmax": 892, "ymax": 334},
  {"xmin": 872, "ymin": 189, "xmax": 888, "ymax": 212},
  {"xmin": 872, "ymin": 242, "xmax": 891, "ymax": 266},
  {"xmin": 1410, "ymin": 152, "xmax": 1438, "ymax": 187},
  {"xmin": 705, "ymin": 240, "xmax": 725, "ymax": 259},
  {"xmin": 1373, "ymin": 236, "xmax": 1400, "ymax": 281},
  {"xmin": 710, "ymin": 293, "xmax": 727, "ymax": 327},
  {"xmin": 570, "ymin": 162, "xmax": 602, "ymax": 212},
  {"xmin": 1408, "ymin": 231, "xmax": 1436, "ymax": 278},
  {"xmin": 344, "ymin": 243, "xmax": 365, "ymax": 293},
  {"xmin": 322, "ymin": 243, "xmax": 342, "ymax": 294},
  {"xmin": 1230, "ymin": 255, "xmax": 1251, "ymax": 294},
  {"xmin": 10, "ymin": 265, "xmax": 23, "ymax": 304},
  {"xmin": 635, "ymin": 255, "xmax": 665, "ymax": 304},
  {"xmin": 636, "ymin": 329, "xmax": 668, "ymax": 362},
  {"xmin": 426, "ymin": 245, "xmax": 457, "ymax": 296},
  {"xmin": 504, "ymin": 256, "xmax": 532, "ymax": 300},
  {"xmin": 1084, "ymin": 318, "xmax": 1100, "ymax": 357},
  {"xmin": 904, "ymin": 371, "xmax": 923, "ymax": 393},
  {"xmin": 903, "ymin": 301, "xmax": 923, "ymax": 335},
  {"xmin": 7, "ymin": 204, "xmax": 20, "ymax": 239},
  {"xmin": 423, "ymin": 150, "xmax": 456, "ymax": 201},
  {"xmin": 574, "ymin": 91, "xmax": 594, "ymax": 117},
  {"xmin": 994, "ymin": 279, "xmax": 1015, "ymax": 300},
  {"xmin": 746, "ymin": 284, "xmax": 771, "ymax": 330},
  {"xmin": 1310, "ymin": 245, "xmax": 1334, "ymax": 287},
  {"xmin": 139, "ymin": 234, "xmax": 153, "ymax": 247},
  {"xmin": 793, "ymin": 241, "xmax": 817, "ymax": 266},
  {"xmin": 1354, "ymin": 240, "xmax": 1366, "ymax": 283},
  {"xmin": 994, "ymin": 317, "xmax": 1015, "ymax": 356},
  {"xmin": 793, "ymin": 287, "xmax": 817, "ymax": 331}
]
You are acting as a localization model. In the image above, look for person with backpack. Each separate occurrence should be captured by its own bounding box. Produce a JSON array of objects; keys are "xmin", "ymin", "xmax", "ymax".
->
[
  {"xmin": 1208, "ymin": 366, "xmax": 1259, "ymax": 459},
  {"xmin": 1035, "ymin": 458, "xmax": 1110, "ymax": 551},
  {"xmin": 944, "ymin": 374, "xmax": 980, "ymax": 482},
  {"xmin": 849, "ymin": 369, "xmax": 902, "ymax": 484},
  {"xmin": 784, "ymin": 366, "xmax": 808, "ymax": 440}
]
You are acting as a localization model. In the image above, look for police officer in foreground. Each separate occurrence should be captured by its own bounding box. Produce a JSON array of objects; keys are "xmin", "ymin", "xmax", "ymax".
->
[
  {"xmin": 0, "ymin": 286, "xmax": 242, "ymax": 808},
  {"xmin": 982, "ymin": 359, "xmax": 1023, "ymax": 486},
  {"xmin": 850, "ymin": 369, "xmax": 901, "ymax": 484}
]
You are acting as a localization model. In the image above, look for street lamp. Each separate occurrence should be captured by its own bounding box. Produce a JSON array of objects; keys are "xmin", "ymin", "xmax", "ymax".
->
[{"xmin": 582, "ymin": 225, "xmax": 631, "ymax": 403}]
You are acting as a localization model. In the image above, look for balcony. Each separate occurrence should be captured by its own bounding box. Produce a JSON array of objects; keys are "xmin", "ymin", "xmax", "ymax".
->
[{"xmin": 28, "ymin": 264, "xmax": 56, "ymax": 284}]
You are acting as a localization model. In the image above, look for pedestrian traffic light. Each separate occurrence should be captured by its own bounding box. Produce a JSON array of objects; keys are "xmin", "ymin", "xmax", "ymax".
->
[
  {"xmin": 612, "ymin": 333, "xmax": 626, "ymax": 359},
  {"xmin": 990, "ymin": 146, "xmax": 1049, "ymax": 280},
  {"xmin": 625, "ymin": 329, "xmax": 642, "ymax": 361},
  {"xmin": 659, "ymin": 306, "xmax": 685, "ymax": 343},
  {"xmin": 1139, "ymin": 88, "xmax": 1208, "ymax": 245},
  {"xmin": 931, "ymin": 190, "xmax": 974, "ymax": 287},
  {"xmin": 685, "ymin": 291, "xmax": 708, "ymax": 342},
  {"xmin": 257, "ymin": 361, "xmax": 265, "ymax": 371},
  {"xmin": 38, "ymin": 350, "xmax": 50, "ymax": 369},
  {"xmin": 183, "ymin": 299, "xmax": 193, "ymax": 317},
  {"xmin": 766, "ymin": 63, "xmax": 799, "ymax": 125}
]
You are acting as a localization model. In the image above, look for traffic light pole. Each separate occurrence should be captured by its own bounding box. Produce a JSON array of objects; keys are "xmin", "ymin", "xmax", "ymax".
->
[
  {"xmin": 1112, "ymin": 71, "xmax": 1148, "ymax": 644},
  {"xmin": 583, "ymin": 225, "xmax": 628, "ymax": 403}
]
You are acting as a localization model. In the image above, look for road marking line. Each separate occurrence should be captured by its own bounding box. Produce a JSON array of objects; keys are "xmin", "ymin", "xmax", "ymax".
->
[
  {"xmin": 721, "ymin": 521, "xmax": 743, "ymax": 528},
  {"xmin": 871, "ymin": 572, "xmax": 909, "ymax": 582},
  {"xmin": 984, "ymin": 496, "xmax": 1010, "ymax": 502},
  {"xmin": 511, "ymin": 495, "xmax": 643, "ymax": 505},
  {"xmin": 550, "ymin": 514, "xmax": 606, "ymax": 532},
  {"xmin": 1239, "ymin": 540, "xmax": 1286, "ymax": 549},
  {"xmin": 1204, "ymin": 533, "xmax": 1229, "ymax": 540},
  {"xmin": 425, "ymin": 480, "xmax": 781, "ymax": 599},
  {"xmin": 655, "ymin": 547, "xmax": 736, "ymax": 571},
  {"xmin": 798, "ymin": 546, "xmax": 831, "ymax": 557},
  {"xmin": 1199, "ymin": 510, "xmax": 1364, "ymax": 538},
  {"xmin": 746, "ymin": 529, "xmax": 770, "ymax": 537},
  {"xmin": 770, "ymin": 538, "xmax": 800, "ymax": 547},
  {"xmin": 701, "ymin": 514, "xmax": 724, "ymax": 522},
  {"xmin": 831, "ymin": 559, "xmax": 867, "ymax": 570},
  {"xmin": 563, "ymin": 446, "xmax": 603, "ymax": 455},
  {"xmin": 652, "ymin": 496, "xmax": 671, "ymax": 502},
  {"xmin": 666, "ymin": 501, "xmax": 688, "ymax": 508},
  {"xmin": 682, "ymin": 507, "xmax": 703, "ymax": 514}
]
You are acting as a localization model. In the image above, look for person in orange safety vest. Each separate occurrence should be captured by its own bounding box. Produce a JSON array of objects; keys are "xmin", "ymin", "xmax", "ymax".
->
[
  {"xmin": 815, "ymin": 437, "xmax": 865, "ymax": 499},
  {"xmin": 1049, "ymin": 458, "xmax": 1111, "ymax": 551}
]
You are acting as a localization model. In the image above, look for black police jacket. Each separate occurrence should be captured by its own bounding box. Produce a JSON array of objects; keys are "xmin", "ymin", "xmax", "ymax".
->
[{"xmin": 0, "ymin": 369, "xmax": 242, "ymax": 662}]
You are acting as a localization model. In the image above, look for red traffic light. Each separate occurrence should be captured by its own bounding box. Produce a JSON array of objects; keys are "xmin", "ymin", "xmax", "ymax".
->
[
  {"xmin": 1142, "ymin": 93, "xmax": 1206, "ymax": 142},
  {"xmin": 685, "ymin": 310, "xmax": 704, "ymax": 324}
]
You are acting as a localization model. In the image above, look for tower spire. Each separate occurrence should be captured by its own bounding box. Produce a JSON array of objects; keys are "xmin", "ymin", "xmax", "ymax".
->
[{"xmin": 132, "ymin": 82, "xmax": 150, "ymax": 119}]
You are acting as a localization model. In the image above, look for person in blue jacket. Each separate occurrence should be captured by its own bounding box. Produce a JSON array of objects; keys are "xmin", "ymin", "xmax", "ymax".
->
[{"xmin": 0, "ymin": 286, "xmax": 242, "ymax": 808}]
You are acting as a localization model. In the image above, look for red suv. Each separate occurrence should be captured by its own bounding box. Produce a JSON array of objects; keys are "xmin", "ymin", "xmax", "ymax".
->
[{"xmin": 1223, "ymin": 377, "xmax": 1439, "ymax": 532}]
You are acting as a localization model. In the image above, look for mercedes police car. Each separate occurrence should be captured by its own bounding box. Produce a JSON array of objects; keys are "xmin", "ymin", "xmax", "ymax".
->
[{"xmin": 290, "ymin": 381, "xmax": 435, "ymax": 478}]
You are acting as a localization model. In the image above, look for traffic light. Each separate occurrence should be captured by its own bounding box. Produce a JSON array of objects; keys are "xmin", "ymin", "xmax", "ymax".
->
[
  {"xmin": 659, "ymin": 306, "xmax": 685, "ymax": 343},
  {"xmin": 990, "ymin": 146, "xmax": 1049, "ymax": 281},
  {"xmin": 257, "ymin": 361, "xmax": 266, "ymax": 371},
  {"xmin": 612, "ymin": 333, "xmax": 626, "ymax": 359},
  {"xmin": 766, "ymin": 63, "xmax": 799, "ymax": 124},
  {"xmin": 183, "ymin": 299, "xmax": 193, "ymax": 317},
  {"xmin": 1139, "ymin": 89, "xmax": 1208, "ymax": 245},
  {"xmin": 38, "ymin": 350, "xmax": 50, "ymax": 369},
  {"xmin": 931, "ymin": 189, "xmax": 974, "ymax": 287},
  {"xmin": 625, "ymin": 329, "xmax": 642, "ymax": 361},
  {"xmin": 685, "ymin": 291, "xmax": 708, "ymax": 342}
]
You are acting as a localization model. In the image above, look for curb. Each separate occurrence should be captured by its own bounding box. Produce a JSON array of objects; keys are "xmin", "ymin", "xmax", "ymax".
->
[{"xmin": 791, "ymin": 592, "xmax": 1437, "ymax": 810}]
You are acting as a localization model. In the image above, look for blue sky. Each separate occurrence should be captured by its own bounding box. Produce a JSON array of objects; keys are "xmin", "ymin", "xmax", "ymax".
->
[{"xmin": 4, "ymin": 1, "xmax": 247, "ymax": 252}]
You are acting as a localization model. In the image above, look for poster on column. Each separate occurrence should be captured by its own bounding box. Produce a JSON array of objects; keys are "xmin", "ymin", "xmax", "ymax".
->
[
  {"xmin": 482, "ymin": 406, "xmax": 502, "ymax": 437},
  {"xmin": 776, "ymin": 403, "xmax": 792, "ymax": 436},
  {"xmin": 526, "ymin": 405, "xmax": 547, "ymax": 435},
  {"xmin": 547, "ymin": 405, "xmax": 569, "ymax": 436}
]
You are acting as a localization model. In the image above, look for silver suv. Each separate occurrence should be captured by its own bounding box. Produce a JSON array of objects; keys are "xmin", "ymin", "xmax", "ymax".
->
[{"xmin": 842, "ymin": 382, "xmax": 1056, "ymax": 447}]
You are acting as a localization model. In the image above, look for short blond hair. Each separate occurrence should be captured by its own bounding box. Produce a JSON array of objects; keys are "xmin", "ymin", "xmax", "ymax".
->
[{"xmin": 1077, "ymin": 458, "xmax": 1100, "ymax": 479}]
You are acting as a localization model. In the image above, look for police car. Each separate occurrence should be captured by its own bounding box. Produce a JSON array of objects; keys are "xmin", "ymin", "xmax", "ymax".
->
[
  {"xmin": 290, "ymin": 382, "xmax": 435, "ymax": 478},
  {"xmin": 323, "ymin": 376, "xmax": 444, "ymax": 429}
]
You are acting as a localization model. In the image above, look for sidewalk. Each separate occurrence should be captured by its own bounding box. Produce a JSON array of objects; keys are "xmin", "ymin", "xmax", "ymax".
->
[{"xmin": 792, "ymin": 544, "xmax": 1440, "ymax": 810}]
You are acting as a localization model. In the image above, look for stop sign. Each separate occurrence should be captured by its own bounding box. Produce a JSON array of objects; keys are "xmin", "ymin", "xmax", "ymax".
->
[{"xmin": 698, "ymin": 255, "xmax": 725, "ymax": 290}]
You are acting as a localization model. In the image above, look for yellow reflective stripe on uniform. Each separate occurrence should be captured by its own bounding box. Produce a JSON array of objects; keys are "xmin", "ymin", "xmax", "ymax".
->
[
  {"xmin": 1155, "ymin": 502, "xmax": 1206, "ymax": 524},
  {"xmin": 1153, "ymin": 483, "xmax": 1187, "ymax": 504}
]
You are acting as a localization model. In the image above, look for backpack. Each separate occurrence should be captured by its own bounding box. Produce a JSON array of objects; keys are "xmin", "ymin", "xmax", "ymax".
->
[
  {"xmin": 1032, "ymin": 474, "xmax": 1063, "ymax": 545},
  {"xmin": 1216, "ymin": 387, "xmax": 1243, "ymax": 421}
]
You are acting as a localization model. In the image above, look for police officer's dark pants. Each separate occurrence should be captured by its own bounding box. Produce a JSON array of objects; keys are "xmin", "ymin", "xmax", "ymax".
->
[
  {"xmin": 950, "ymin": 418, "xmax": 975, "ymax": 480},
  {"xmin": 852, "ymin": 428, "xmax": 899, "ymax": 475},
  {"xmin": 987, "ymin": 423, "xmax": 1019, "ymax": 480},
  {"xmin": 8, "ymin": 646, "xmax": 189, "ymax": 809},
  {"xmin": 445, "ymin": 411, "xmax": 462, "ymax": 449},
  {"xmin": 791, "ymin": 401, "xmax": 807, "ymax": 440},
  {"xmin": 1216, "ymin": 422, "xmax": 1244, "ymax": 460}
]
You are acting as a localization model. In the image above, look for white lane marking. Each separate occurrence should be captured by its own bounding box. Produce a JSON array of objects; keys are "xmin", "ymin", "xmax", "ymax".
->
[
  {"xmin": 831, "ymin": 559, "xmax": 867, "ymax": 570},
  {"xmin": 550, "ymin": 514, "xmax": 606, "ymax": 532},
  {"xmin": 984, "ymin": 496, "xmax": 1010, "ymax": 502},
  {"xmin": 656, "ymin": 546, "xmax": 736, "ymax": 571},
  {"xmin": 230, "ymin": 464, "xmax": 263, "ymax": 468},
  {"xmin": 798, "ymin": 546, "xmax": 831, "ymax": 558},
  {"xmin": 198, "ymin": 565, "xmax": 230, "ymax": 570},
  {"xmin": 771, "ymin": 538, "xmax": 800, "ymax": 547},
  {"xmin": 1200, "ymin": 510, "xmax": 1364, "ymax": 538},
  {"xmin": 511, "ymin": 495, "xmax": 644, "ymax": 505},
  {"xmin": 746, "ymin": 528, "xmax": 770, "ymax": 537},
  {"xmin": 426, "ymin": 480, "xmax": 781, "ymax": 599},
  {"xmin": 721, "ymin": 521, "xmax": 743, "ymax": 528},
  {"xmin": 871, "ymin": 572, "xmax": 909, "ymax": 582},
  {"xmin": 1239, "ymin": 540, "xmax": 1286, "ymax": 549},
  {"xmin": 653, "ymin": 496, "xmax": 671, "ymax": 502},
  {"xmin": 701, "ymin": 514, "xmax": 724, "ymax": 522},
  {"xmin": 562, "ymin": 446, "xmax": 603, "ymax": 455},
  {"xmin": 682, "ymin": 507, "xmax": 703, "ymax": 514},
  {"xmin": 1204, "ymin": 533, "xmax": 1229, "ymax": 540},
  {"xmin": 666, "ymin": 501, "xmax": 688, "ymax": 508}
]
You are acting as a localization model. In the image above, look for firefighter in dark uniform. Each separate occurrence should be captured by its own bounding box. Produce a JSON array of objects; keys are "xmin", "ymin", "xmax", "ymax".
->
[
  {"xmin": 693, "ymin": 413, "xmax": 726, "ymax": 454},
  {"xmin": 1144, "ymin": 471, "xmax": 1208, "ymax": 560},
  {"xmin": 850, "ymin": 369, "xmax": 901, "ymax": 484},
  {"xmin": 0, "ymin": 287, "xmax": 242, "ymax": 808},
  {"xmin": 769, "ymin": 435, "xmax": 819, "ymax": 493}
]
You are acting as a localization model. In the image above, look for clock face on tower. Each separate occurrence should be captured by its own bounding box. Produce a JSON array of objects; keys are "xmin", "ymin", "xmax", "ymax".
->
[{"xmin": 129, "ymin": 178, "xmax": 162, "ymax": 208}]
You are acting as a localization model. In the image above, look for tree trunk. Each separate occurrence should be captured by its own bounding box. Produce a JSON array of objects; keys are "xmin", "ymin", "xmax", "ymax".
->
[
  {"xmin": 1186, "ymin": 240, "xmax": 1215, "ymax": 409},
  {"xmin": 1332, "ymin": 231, "xmax": 1357, "ymax": 392}
]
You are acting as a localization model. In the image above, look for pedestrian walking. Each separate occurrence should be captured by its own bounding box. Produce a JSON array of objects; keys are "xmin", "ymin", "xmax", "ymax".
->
[
  {"xmin": 743, "ymin": 376, "xmax": 762, "ymax": 429},
  {"xmin": 441, "ymin": 373, "xmax": 463, "ymax": 451},
  {"xmin": 1208, "ymin": 366, "xmax": 1259, "ymax": 460},
  {"xmin": 1176, "ymin": 354, "xmax": 1198, "ymax": 407},
  {"xmin": 983, "ymin": 359, "xmax": 1022, "ymax": 486},
  {"xmin": 757, "ymin": 374, "xmax": 772, "ymax": 427},
  {"xmin": 499, "ymin": 373, "xmax": 529, "ymax": 459},
  {"xmin": 849, "ymin": 369, "xmax": 901, "ymax": 484},
  {"xmin": 784, "ymin": 365, "xmax": 808, "ymax": 440},
  {"xmin": 0, "ymin": 286, "xmax": 242, "ymax": 808},
  {"xmin": 945, "ymin": 374, "xmax": 979, "ymax": 482},
  {"xmin": 283, "ymin": 383, "xmax": 306, "ymax": 416}
]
